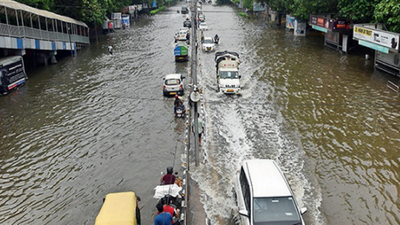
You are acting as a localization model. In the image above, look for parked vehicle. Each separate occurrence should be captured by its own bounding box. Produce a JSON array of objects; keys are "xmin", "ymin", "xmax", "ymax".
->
[
  {"xmin": 202, "ymin": 37, "xmax": 215, "ymax": 52},
  {"xmin": 163, "ymin": 74, "xmax": 185, "ymax": 96},
  {"xmin": 235, "ymin": 159, "xmax": 307, "ymax": 225},
  {"xmin": 94, "ymin": 191, "xmax": 141, "ymax": 225},
  {"xmin": 0, "ymin": 56, "xmax": 27, "ymax": 95},
  {"xmin": 215, "ymin": 51, "xmax": 241, "ymax": 94},
  {"xmin": 174, "ymin": 42, "xmax": 189, "ymax": 62}
]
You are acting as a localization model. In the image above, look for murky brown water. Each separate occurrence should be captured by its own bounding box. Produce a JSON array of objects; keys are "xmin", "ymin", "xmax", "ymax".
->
[{"xmin": 0, "ymin": 2, "xmax": 399, "ymax": 225}]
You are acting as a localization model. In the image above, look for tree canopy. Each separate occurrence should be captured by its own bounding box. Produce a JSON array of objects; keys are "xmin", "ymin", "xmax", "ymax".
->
[{"xmin": 14, "ymin": 0, "xmax": 400, "ymax": 33}]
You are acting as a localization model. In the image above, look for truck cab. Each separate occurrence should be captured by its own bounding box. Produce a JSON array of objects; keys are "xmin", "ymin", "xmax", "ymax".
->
[{"xmin": 215, "ymin": 51, "xmax": 241, "ymax": 94}]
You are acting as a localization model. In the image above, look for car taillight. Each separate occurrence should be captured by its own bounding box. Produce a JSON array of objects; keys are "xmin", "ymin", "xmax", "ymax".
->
[
  {"xmin": 180, "ymin": 84, "xmax": 183, "ymax": 89},
  {"xmin": 163, "ymin": 85, "xmax": 166, "ymax": 90}
]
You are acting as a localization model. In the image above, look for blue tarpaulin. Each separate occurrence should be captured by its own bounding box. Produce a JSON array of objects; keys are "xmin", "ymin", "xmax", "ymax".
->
[{"xmin": 152, "ymin": 0, "xmax": 156, "ymax": 8}]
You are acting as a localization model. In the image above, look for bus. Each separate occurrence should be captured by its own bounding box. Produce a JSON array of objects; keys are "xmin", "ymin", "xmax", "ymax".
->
[{"xmin": 0, "ymin": 56, "xmax": 27, "ymax": 95}]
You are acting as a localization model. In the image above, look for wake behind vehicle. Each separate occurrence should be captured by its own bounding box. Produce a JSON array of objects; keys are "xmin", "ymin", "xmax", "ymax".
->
[
  {"xmin": 94, "ymin": 191, "xmax": 141, "ymax": 225},
  {"xmin": 163, "ymin": 74, "xmax": 185, "ymax": 96},
  {"xmin": 0, "ymin": 56, "xmax": 28, "ymax": 95},
  {"xmin": 215, "ymin": 51, "xmax": 241, "ymax": 94},
  {"xmin": 235, "ymin": 159, "xmax": 307, "ymax": 225}
]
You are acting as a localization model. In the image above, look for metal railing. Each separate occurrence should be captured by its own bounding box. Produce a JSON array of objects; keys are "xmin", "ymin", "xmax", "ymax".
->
[
  {"xmin": 0, "ymin": 23, "xmax": 89, "ymax": 44},
  {"xmin": 387, "ymin": 80, "xmax": 399, "ymax": 93}
]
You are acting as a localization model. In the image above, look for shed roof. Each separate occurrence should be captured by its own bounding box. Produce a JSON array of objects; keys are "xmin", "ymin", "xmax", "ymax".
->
[{"xmin": 0, "ymin": 0, "xmax": 88, "ymax": 27}]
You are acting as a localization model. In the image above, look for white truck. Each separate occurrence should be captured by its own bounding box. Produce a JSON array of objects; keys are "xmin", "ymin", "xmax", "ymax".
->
[{"xmin": 215, "ymin": 51, "xmax": 241, "ymax": 94}]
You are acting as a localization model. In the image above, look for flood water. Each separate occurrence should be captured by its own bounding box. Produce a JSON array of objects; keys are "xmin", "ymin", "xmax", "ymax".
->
[{"xmin": 1, "ymin": 2, "xmax": 400, "ymax": 225}]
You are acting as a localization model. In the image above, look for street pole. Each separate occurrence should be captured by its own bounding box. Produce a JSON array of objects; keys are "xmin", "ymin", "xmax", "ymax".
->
[
  {"xmin": 68, "ymin": 27, "xmax": 74, "ymax": 57},
  {"xmin": 190, "ymin": 0, "xmax": 200, "ymax": 167}
]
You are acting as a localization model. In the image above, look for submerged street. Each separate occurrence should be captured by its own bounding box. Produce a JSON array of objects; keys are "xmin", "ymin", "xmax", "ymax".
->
[{"xmin": 0, "ymin": 2, "xmax": 400, "ymax": 225}]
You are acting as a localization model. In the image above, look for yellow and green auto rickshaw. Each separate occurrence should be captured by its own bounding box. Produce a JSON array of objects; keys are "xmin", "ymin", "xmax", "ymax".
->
[{"xmin": 95, "ymin": 191, "xmax": 141, "ymax": 225}]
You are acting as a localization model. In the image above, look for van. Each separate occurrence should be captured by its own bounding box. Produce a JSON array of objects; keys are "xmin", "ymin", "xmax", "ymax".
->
[
  {"xmin": 0, "ymin": 56, "xmax": 27, "ymax": 95},
  {"xmin": 235, "ymin": 159, "xmax": 307, "ymax": 225}
]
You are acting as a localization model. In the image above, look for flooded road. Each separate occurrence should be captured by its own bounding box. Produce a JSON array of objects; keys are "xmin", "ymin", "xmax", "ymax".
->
[{"xmin": 1, "ymin": 2, "xmax": 400, "ymax": 225}]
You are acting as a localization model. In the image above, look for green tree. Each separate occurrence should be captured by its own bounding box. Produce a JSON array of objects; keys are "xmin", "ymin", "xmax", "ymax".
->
[
  {"xmin": 337, "ymin": 0, "xmax": 378, "ymax": 23},
  {"xmin": 374, "ymin": 0, "xmax": 400, "ymax": 33}
]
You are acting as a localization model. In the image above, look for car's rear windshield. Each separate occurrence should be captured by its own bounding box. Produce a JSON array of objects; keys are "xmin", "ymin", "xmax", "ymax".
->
[
  {"xmin": 166, "ymin": 79, "xmax": 180, "ymax": 85},
  {"xmin": 253, "ymin": 197, "xmax": 301, "ymax": 225},
  {"xmin": 204, "ymin": 39, "xmax": 213, "ymax": 44}
]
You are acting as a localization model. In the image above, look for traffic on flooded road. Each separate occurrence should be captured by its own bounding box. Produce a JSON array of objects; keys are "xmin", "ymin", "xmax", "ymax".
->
[{"xmin": 0, "ymin": 1, "xmax": 399, "ymax": 225}]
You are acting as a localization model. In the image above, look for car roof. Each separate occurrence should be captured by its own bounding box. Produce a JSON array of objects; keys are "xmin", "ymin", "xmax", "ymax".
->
[
  {"xmin": 243, "ymin": 159, "xmax": 292, "ymax": 197},
  {"xmin": 164, "ymin": 74, "xmax": 182, "ymax": 79},
  {"xmin": 204, "ymin": 37, "xmax": 213, "ymax": 40}
]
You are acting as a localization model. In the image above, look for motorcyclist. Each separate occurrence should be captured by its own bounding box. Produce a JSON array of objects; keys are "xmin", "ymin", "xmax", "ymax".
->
[
  {"xmin": 160, "ymin": 166, "xmax": 176, "ymax": 185},
  {"xmin": 214, "ymin": 34, "xmax": 219, "ymax": 44},
  {"xmin": 174, "ymin": 95, "xmax": 184, "ymax": 114}
]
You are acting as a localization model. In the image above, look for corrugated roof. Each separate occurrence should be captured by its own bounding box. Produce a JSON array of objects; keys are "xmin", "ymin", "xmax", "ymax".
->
[{"xmin": 0, "ymin": 0, "xmax": 88, "ymax": 27}]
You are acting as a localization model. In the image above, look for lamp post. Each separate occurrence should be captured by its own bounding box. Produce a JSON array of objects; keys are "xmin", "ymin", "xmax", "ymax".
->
[{"xmin": 67, "ymin": 26, "xmax": 74, "ymax": 57}]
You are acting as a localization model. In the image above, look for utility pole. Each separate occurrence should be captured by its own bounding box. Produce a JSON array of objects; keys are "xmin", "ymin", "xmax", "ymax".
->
[
  {"xmin": 189, "ymin": 0, "xmax": 200, "ymax": 167},
  {"xmin": 68, "ymin": 26, "xmax": 74, "ymax": 57}
]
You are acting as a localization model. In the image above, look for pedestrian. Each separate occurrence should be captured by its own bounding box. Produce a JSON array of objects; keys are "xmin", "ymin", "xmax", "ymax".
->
[
  {"xmin": 191, "ymin": 113, "xmax": 204, "ymax": 146},
  {"xmin": 200, "ymin": 31, "xmax": 204, "ymax": 43},
  {"xmin": 154, "ymin": 203, "xmax": 173, "ymax": 225},
  {"xmin": 108, "ymin": 45, "xmax": 113, "ymax": 55}
]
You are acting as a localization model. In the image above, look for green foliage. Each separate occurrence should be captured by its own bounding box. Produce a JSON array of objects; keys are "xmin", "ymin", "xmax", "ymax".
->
[
  {"xmin": 150, "ymin": 6, "xmax": 166, "ymax": 15},
  {"xmin": 242, "ymin": 0, "xmax": 253, "ymax": 10},
  {"xmin": 238, "ymin": 12, "xmax": 249, "ymax": 17},
  {"xmin": 15, "ymin": 0, "xmax": 53, "ymax": 10},
  {"xmin": 14, "ymin": 0, "xmax": 400, "ymax": 33},
  {"xmin": 338, "ymin": 0, "xmax": 378, "ymax": 23},
  {"xmin": 374, "ymin": 0, "xmax": 400, "ymax": 33}
]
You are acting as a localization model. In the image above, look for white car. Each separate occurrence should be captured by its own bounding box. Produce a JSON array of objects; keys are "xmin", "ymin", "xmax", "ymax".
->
[
  {"xmin": 163, "ymin": 74, "xmax": 185, "ymax": 96},
  {"xmin": 235, "ymin": 159, "xmax": 307, "ymax": 225},
  {"xmin": 202, "ymin": 37, "xmax": 215, "ymax": 52},
  {"xmin": 175, "ymin": 27, "xmax": 189, "ymax": 42},
  {"xmin": 199, "ymin": 14, "xmax": 205, "ymax": 22},
  {"xmin": 199, "ymin": 22, "xmax": 208, "ymax": 30}
]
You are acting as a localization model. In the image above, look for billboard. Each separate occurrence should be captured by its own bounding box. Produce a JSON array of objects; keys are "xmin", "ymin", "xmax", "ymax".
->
[{"xmin": 353, "ymin": 25, "xmax": 400, "ymax": 52}]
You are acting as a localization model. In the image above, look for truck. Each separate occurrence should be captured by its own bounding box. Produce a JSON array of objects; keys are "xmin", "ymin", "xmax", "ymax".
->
[
  {"xmin": 174, "ymin": 42, "xmax": 189, "ymax": 62},
  {"xmin": 214, "ymin": 51, "xmax": 241, "ymax": 94},
  {"xmin": 0, "ymin": 56, "xmax": 27, "ymax": 95}
]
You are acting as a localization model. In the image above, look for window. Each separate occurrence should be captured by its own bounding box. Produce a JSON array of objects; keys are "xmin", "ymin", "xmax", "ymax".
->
[
  {"xmin": 166, "ymin": 79, "xmax": 180, "ymax": 85},
  {"xmin": 253, "ymin": 197, "xmax": 301, "ymax": 224},
  {"xmin": 220, "ymin": 71, "xmax": 238, "ymax": 79}
]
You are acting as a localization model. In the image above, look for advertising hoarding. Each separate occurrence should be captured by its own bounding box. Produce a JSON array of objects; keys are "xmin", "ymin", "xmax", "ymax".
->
[{"xmin": 353, "ymin": 25, "xmax": 400, "ymax": 52}]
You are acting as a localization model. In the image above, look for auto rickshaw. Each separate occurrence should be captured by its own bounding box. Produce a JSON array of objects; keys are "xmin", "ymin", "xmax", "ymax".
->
[{"xmin": 95, "ymin": 191, "xmax": 141, "ymax": 225}]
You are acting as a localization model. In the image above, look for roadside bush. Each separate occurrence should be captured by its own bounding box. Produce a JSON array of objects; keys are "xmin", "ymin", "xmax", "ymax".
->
[{"xmin": 150, "ymin": 6, "xmax": 166, "ymax": 15}]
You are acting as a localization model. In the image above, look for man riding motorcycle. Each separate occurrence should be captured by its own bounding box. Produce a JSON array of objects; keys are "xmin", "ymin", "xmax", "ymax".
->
[
  {"xmin": 174, "ymin": 95, "xmax": 185, "ymax": 115},
  {"xmin": 214, "ymin": 34, "xmax": 219, "ymax": 44}
]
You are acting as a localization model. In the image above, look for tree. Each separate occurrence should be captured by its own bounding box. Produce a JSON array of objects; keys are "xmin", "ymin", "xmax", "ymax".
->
[
  {"xmin": 337, "ymin": 0, "xmax": 379, "ymax": 23},
  {"xmin": 374, "ymin": 0, "xmax": 400, "ymax": 33}
]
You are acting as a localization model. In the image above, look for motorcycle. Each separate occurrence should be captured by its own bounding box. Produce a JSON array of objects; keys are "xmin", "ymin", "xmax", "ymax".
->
[
  {"xmin": 175, "ymin": 105, "xmax": 186, "ymax": 118},
  {"xmin": 155, "ymin": 172, "xmax": 184, "ymax": 225},
  {"xmin": 214, "ymin": 36, "xmax": 220, "ymax": 44}
]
